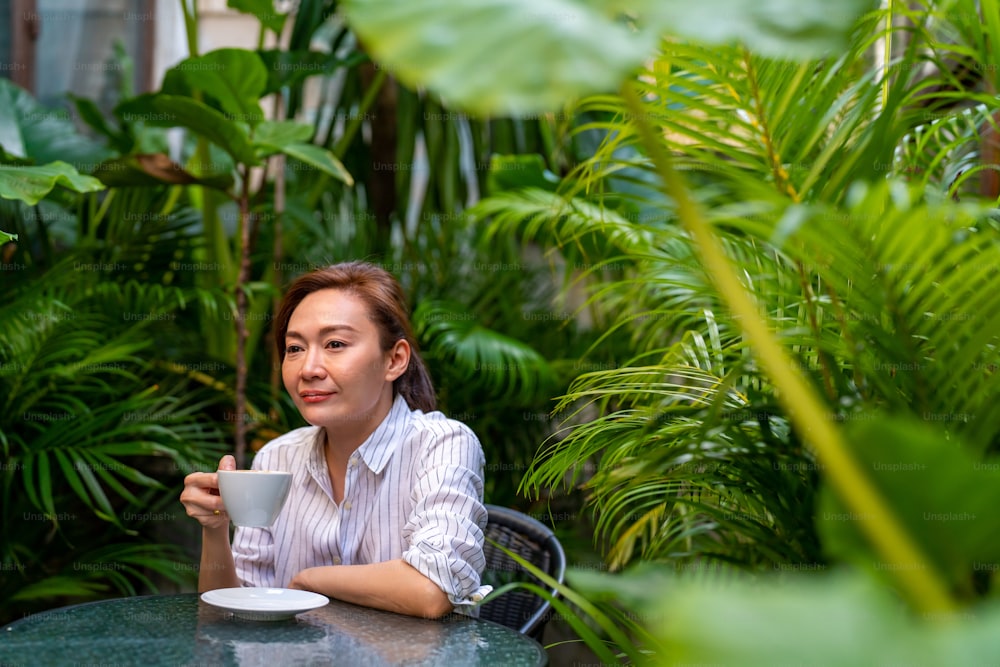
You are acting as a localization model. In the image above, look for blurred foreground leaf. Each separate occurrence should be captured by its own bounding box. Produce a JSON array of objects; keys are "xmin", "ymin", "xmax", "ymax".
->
[
  {"xmin": 341, "ymin": 0, "xmax": 874, "ymax": 115},
  {"xmin": 342, "ymin": 0, "xmax": 657, "ymax": 115},
  {"xmin": 625, "ymin": 0, "xmax": 879, "ymax": 59},
  {"xmin": 651, "ymin": 572, "xmax": 1000, "ymax": 666},
  {"xmin": 818, "ymin": 417, "xmax": 1000, "ymax": 598}
]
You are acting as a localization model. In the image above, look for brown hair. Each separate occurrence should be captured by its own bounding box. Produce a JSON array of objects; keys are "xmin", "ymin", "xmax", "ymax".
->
[{"xmin": 275, "ymin": 261, "xmax": 436, "ymax": 412}]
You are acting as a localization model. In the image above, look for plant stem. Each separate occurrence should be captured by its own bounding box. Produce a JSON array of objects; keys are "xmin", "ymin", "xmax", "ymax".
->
[
  {"xmin": 334, "ymin": 68, "xmax": 388, "ymax": 158},
  {"xmin": 179, "ymin": 0, "xmax": 235, "ymax": 365},
  {"xmin": 270, "ymin": 94, "xmax": 287, "ymax": 415},
  {"xmin": 234, "ymin": 167, "xmax": 252, "ymax": 469},
  {"xmin": 308, "ymin": 67, "xmax": 389, "ymax": 210},
  {"xmin": 620, "ymin": 81, "xmax": 956, "ymax": 615},
  {"xmin": 881, "ymin": 0, "xmax": 893, "ymax": 111},
  {"xmin": 179, "ymin": 0, "xmax": 199, "ymax": 58}
]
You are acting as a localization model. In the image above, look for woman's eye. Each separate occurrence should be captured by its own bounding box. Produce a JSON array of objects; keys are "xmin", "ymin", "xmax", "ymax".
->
[
  {"xmin": 326, "ymin": 340, "xmax": 344, "ymax": 349},
  {"xmin": 285, "ymin": 344, "xmax": 303, "ymax": 354}
]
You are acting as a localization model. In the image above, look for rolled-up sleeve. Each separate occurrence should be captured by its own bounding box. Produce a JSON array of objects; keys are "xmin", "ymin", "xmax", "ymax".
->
[{"xmin": 401, "ymin": 421, "xmax": 492, "ymax": 612}]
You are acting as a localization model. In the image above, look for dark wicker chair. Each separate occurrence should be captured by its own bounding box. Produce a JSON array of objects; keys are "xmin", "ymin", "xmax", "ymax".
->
[{"xmin": 479, "ymin": 504, "xmax": 566, "ymax": 640}]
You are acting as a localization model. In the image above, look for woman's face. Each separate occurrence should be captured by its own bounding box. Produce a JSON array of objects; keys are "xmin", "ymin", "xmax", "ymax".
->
[{"xmin": 282, "ymin": 288, "xmax": 408, "ymax": 436}]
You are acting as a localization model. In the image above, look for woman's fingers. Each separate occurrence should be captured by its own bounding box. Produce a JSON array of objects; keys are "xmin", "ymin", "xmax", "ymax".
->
[{"xmin": 180, "ymin": 471, "xmax": 229, "ymax": 528}]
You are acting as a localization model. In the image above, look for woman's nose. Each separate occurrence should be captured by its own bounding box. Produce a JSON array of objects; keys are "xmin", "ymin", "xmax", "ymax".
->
[{"xmin": 300, "ymin": 347, "xmax": 327, "ymax": 378}]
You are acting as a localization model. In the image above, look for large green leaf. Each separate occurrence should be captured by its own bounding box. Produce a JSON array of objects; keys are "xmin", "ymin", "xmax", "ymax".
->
[
  {"xmin": 341, "ymin": 0, "xmax": 657, "ymax": 115},
  {"xmin": 268, "ymin": 142, "xmax": 354, "ymax": 184},
  {"xmin": 341, "ymin": 0, "xmax": 874, "ymax": 116},
  {"xmin": 627, "ymin": 0, "xmax": 879, "ymax": 59},
  {"xmin": 486, "ymin": 154, "xmax": 561, "ymax": 194},
  {"xmin": 228, "ymin": 0, "xmax": 289, "ymax": 34},
  {"xmin": 115, "ymin": 94, "xmax": 259, "ymax": 166},
  {"xmin": 649, "ymin": 571, "xmax": 1000, "ymax": 665},
  {"xmin": 818, "ymin": 417, "xmax": 1000, "ymax": 597},
  {"xmin": 163, "ymin": 49, "xmax": 268, "ymax": 127},
  {"xmin": 0, "ymin": 79, "xmax": 109, "ymax": 166},
  {"xmin": 0, "ymin": 162, "xmax": 105, "ymax": 205},
  {"xmin": 0, "ymin": 230, "xmax": 16, "ymax": 244},
  {"xmin": 253, "ymin": 120, "xmax": 315, "ymax": 152}
]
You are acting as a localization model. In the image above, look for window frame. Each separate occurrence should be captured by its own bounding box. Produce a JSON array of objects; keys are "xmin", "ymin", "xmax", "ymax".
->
[{"xmin": 8, "ymin": 0, "xmax": 156, "ymax": 95}]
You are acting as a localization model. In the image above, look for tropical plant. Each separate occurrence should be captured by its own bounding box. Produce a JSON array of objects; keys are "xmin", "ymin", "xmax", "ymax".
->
[
  {"xmin": 0, "ymin": 221, "xmax": 231, "ymax": 625},
  {"xmin": 344, "ymin": 0, "xmax": 1000, "ymax": 662},
  {"xmin": 0, "ymin": 1, "xmax": 594, "ymax": 630},
  {"xmin": 154, "ymin": 0, "xmax": 588, "ymax": 491},
  {"xmin": 213, "ymin": 0, "xmax": 595, "ymax": 504},
  {"xmin": 0, "ymin": 81, "xmax": 236, "ymax": 622}
]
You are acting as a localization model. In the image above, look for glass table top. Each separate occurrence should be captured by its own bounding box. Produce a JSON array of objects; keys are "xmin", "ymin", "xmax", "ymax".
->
[{"xmin": 0, "ymin": 593, "xmax": 548, "ymax": 666}]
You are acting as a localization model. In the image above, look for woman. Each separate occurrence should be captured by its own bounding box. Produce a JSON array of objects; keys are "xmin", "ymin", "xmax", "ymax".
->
[{"xmin": 180, "ymin": 261, "xmax": 490, "ymax": 618}]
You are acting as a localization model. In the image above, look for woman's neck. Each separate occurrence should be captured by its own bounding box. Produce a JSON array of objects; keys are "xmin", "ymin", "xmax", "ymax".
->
[{"xmin": 321, "ymin": 391, "xmax": 396, "ymax": 460}]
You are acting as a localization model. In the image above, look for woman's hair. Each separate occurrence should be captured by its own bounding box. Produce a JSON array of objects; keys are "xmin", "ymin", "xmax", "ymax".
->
[{"xmin": 274, "ymin": 261, "xmax": 436, "ymax": 412}]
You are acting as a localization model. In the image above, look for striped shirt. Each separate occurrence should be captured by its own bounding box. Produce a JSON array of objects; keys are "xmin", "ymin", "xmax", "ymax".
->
[{"xmin": 232, "ymin": 394, "xmax": 492, "ymax": 612}]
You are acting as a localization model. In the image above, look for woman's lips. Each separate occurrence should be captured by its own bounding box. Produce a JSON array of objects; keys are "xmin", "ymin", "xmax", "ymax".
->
[{"xmin": 300, "ymin": 392, "xmax": 334, "ymax": 403}]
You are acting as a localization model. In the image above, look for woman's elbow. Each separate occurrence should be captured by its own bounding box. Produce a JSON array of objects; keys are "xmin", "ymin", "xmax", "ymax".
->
[{"xmin": 417, "ymin": 580, "xmax": 454, "ymax": 619}]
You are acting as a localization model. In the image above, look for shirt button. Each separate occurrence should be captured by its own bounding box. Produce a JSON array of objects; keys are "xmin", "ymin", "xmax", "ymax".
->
[
  {"xmin": 471, "ymin": 593, "xmax": 483, "ymax": 602},
  {"xmin": 333, "ymin": 557, "xmax": 342, "ymax": 565},
  {"xmin": 348, "ymin": 456, "xmax": 358, "ymax": 467},
  {"xmin": 343, "ymin": 501, "xmax": 352, "ymax": 510}
]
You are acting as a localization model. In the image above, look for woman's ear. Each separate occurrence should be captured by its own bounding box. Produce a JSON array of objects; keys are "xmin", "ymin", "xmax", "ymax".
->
[{"xmin": 385, "ymin": 339, "xmax": 411, "ymax": 382}]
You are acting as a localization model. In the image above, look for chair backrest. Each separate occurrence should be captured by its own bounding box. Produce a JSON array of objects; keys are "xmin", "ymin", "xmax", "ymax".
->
[{"xmin": 479, "ymin": 504, "xmax": 566, "ymax": 639}]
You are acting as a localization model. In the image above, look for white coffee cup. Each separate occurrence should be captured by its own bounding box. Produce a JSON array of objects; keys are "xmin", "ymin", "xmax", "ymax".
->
[{"xmin": 217, "ymin": 470, "xmax": 293, "ymax": 527}]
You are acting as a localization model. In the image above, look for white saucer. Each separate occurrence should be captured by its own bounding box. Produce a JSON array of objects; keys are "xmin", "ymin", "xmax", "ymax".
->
[{"xmin": 201, "ymin": 587, "xmax": 330, "ymax": 621}]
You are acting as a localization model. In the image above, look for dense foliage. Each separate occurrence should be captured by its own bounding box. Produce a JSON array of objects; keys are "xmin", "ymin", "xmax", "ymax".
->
[
  {"xmin": 5, "ymin": 0, "xmax": 1000, "ymax": 662},
  {"xmin": 344, "ymin": 0, "xmax": 1000, "ymax": 662},
  {"xmin": 0, "ymin": 0, "xmax": 591, "ymax": 624}
]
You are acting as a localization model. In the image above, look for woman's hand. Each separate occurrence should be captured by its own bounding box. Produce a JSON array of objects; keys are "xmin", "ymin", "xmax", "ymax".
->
[
  {"xmin": 180, "ymin": 454, "xmax": 236, "ymax": 530},
  {"xmin": 287, "ymin": 568, "xmax": 316, "ymax": 591}
]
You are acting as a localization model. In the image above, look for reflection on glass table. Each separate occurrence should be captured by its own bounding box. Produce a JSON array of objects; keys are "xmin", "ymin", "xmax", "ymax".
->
[{"xmin": 0, "ymin": 592, "xmax": 548, "ymax": 666}]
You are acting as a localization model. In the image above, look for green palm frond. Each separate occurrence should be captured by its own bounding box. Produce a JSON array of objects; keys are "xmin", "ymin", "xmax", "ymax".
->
[
  {"xmin": 738, "ymin": 182, "xmax": 1000, "ymax": 451},
  {"xmin": 570, "ymin": 31, "xmax": 889, "ymax": 207},
  {"xmin": 488, "ymin": 3, "xmax": 1000, "ymax": 577},
  {"xmin": 7, "ymin": 576, "xmax": 111, "ymax": 603},
  {"xmin": 8, "ymin": 541, "xmax": 196, "ymax": 605},
  {"xmin": 895, "ymin": 103, "xmax": 997, "ymax": 197},
  {"xmin": 519, "ymin": 301, "xmax": 817, "ymax": 570},
  {"xmin": 414, "ymin": 300, "xmax": 557, "ymax": 402},
  {"xmin": 15, "ymin": 386, "xmax": 221, "ymax": 520},
  {"xmin": 0, "ymin": 253, "xmax": 229, "ymax": 615},
  {"xmin": 68, "ymin": 543, "xmax": 195, "ymax": 595},
  {"xmin": 473, "ymin": 187, "xmax": 655, "ymax": 262}
]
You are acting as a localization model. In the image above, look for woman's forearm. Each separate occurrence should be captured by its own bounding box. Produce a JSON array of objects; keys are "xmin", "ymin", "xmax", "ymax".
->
[
  {"xmin": 198, "ymin": 526, "xmax": 240, "ymax": 592},
  {"xmin": 288, "ymin": 559, "xmax": 452, "ymax": 618}
]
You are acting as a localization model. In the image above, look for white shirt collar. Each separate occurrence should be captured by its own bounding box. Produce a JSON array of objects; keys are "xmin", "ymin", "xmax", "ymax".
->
[{"xmin": 306, "ymin": 393, "xmax": 412, "ymax": 480}]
